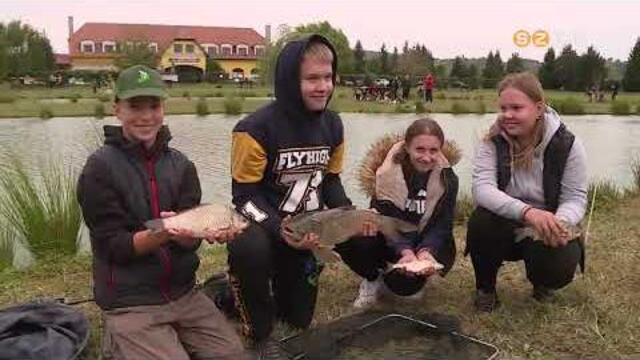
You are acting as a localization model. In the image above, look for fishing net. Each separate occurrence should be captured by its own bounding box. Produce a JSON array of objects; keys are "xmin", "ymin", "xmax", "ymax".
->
[{"xmin": 279, "ymin": 311, "xmax": 499, "ymax": 360}]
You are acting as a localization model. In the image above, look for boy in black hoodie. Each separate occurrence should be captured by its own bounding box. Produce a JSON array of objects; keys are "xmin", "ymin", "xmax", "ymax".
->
[{"xmin": 228, "ymin": 35, "xmax": 374, "ymax": 358}]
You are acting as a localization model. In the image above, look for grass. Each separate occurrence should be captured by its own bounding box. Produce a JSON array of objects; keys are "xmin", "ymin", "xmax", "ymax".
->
[
  {"xmin": 0, "ymin": 192, "xmax": 638, "ymax": 359},
  {"xmin": 1, "ymin": 86, "xmax": 640, "ymax": 118},
  {"xmin": 195, "ymin": 97, "xmax": 210, "ymax": 117},
  {"xmin": 610, "ymin": 100, "xmax": 632, "ymax": 115},
  {"xmin": 93, "ymin": 102, "xmax": 105, "ymax": 119},
  {"xmin": 223, "ymin": 96, "xmax": 243, "ymax": 115},
  {"xmin": 0, "ymin": 152, "xmax": 81, "ymax": 261}
]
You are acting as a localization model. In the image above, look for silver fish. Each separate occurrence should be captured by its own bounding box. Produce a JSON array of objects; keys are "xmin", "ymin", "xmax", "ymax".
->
[
  {"xmin": 514, "ymin": 219, "xmax": 582, "ymax": 243},
  {"xmin": 390, "ymin": 259, "xmax": 444, "ymax": 274},
  {"xmin": 145, "ymin": 204, "xmax": 248, "ymax": 238},
  {"xmin": 285, "ymin": 207, "xmax": 417, "ymax": 262}
]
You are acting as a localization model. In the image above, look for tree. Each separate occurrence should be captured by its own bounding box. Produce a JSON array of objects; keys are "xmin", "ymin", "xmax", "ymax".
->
[
  {"xmin": 538, "ymin": 47, "xmax": 559, "ymax": 89},
  {"xmin": 555, "ymin": 45, "xmax": 580, "ymax": 91},
  {"xmin": 390, "ymin": 46, "xmax": 399, "ymax": 74},
  {"xmin": 623, "ymin": 37, "xmax": 640, "ymax": 91},
  {"xmin": 506, "ymin": 53, "xmax": 525, "ymax": 73},
  {"xmin": 379, "ymin": 43, "xmax": 389, "ymax": 75},
  {"xmin": 114, "ymin": 40, "xmax": 158, "ymax": 70},
  {"xmin": 482, "ymin": 50, "xmax": 504, "ymax": 88},
  {"xmin": 0, "ymin": 21, "xmax": 54, "ymax": 79},
  {"xmin": 294, "ymin": 21, "xmax": 353, "ymax": 74},
  {"xmin": 354, "ymin": 40, "xmax": 365, "ymax": 73},
  {"xmin": 577, "ymin": 46, "xmax": 606, "ymax": 90},
  {"xmin": 449, "ymin": 56, "xmax": 468, "ymax": 81},
  {"xmin": 397, "ymin": 42, "xmax": 434, "ymax": 77}
]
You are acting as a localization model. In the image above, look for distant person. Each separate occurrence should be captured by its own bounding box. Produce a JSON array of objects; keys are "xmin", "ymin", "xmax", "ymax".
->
[
  {"xmin": 402, "ymin": 74, "xmax": 411, "ymax": 101},
  {"xmin": 77, "ymin": 65, "xmax": 248, "ymax": 360},
  {"xmin": 423, "ymin": 73, "xmax": 435, "ymax": 103},
  {"xmin": 611, "ymin": 83, "xmax": 619, "ymax": 101},
  {"xmin": 467, "ymin": 72, "xmax": 587, "ymax": 312}
]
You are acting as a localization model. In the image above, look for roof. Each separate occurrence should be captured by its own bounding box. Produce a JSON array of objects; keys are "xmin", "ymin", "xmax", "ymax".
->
[{"xmin": 69, "ymin": 22, "xmax": 265, "ymax": 55}]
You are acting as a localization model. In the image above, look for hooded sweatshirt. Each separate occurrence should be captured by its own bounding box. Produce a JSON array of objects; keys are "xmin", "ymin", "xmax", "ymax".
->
[
  {"xmin": 231, "ymin": 34, "xmax": 351, "ymax": 238},
  {"xmin": 472, "ymin": 107, "xmax": 588, "ymax": 225}
]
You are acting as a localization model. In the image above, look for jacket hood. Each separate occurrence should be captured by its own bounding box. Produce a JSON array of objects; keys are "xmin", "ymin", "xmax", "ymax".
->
[
  {"xmin": 357, "ymin": 133, "xmax": 461, "ymax": 197},
  {"xmin": 274, "ymin": 34, "xmax": 338, "ymax": 119}
]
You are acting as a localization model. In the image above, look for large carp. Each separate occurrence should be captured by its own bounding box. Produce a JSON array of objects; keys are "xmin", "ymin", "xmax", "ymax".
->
[
  {"xmin": 145, "ymin": 204, "xmax": 248, "ymax": 238},
  {"xmin": 285, "ymin": 207, "xmax": 417, "ymax": 262}
]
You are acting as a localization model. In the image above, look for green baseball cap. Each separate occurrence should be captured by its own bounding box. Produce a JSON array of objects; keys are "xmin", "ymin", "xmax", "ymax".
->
[{"xmin": 115, "ymin": 65, "xmax": 168, "ymax": 100}]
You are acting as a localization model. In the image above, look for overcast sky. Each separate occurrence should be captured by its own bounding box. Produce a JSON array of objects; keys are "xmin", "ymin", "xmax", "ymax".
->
[{"xmin": 1, "ymin": 0, "xmax": 638, "ymax": 61}]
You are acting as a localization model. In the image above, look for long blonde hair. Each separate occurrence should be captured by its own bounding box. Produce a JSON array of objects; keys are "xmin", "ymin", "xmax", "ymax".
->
[{"xmin": 489, "ymin": 72, "xmax": 545, "ymax": 170}]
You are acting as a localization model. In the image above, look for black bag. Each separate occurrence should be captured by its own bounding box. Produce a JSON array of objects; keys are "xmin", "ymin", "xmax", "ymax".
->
[{"xmin": 0, "ymin": 300, "xmax": 89, "ymax": 360}]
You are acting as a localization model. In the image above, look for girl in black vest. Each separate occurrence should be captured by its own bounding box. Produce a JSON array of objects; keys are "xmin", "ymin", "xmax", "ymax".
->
[{"xmin": 467, "ymin": 72, "xmax": 588, "ymax": 312}]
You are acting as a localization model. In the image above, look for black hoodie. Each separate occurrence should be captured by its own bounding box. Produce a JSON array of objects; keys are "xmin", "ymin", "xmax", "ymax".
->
[{"xmin": 231, "ymin": 34, "xmax": 351, "ymax": 238}]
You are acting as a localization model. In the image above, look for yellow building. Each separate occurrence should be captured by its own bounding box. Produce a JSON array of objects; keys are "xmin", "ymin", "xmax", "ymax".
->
[{"xmin": 67, "ymin": 19, "xmax": 267, "ymax": 81}]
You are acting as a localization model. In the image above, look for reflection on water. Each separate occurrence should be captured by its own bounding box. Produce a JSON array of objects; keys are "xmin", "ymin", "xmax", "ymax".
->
[{"xmin": 1, "ymin": 113, "xmax": 639, "ymax": 207}]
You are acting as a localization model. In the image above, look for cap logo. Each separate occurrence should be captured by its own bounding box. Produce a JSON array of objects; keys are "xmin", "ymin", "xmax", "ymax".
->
[{"xmin": 137, "ymin": 70, "xmax": 150, "ymax": 83}]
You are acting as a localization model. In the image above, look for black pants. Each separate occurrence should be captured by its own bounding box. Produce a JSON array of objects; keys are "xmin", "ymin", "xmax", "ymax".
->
[
  {"xmin": 335, "ymin": 235, "xmax": 427, "ymax": 297},
  {"xmin": 227, "ymin": 224, "xmax": 324, "ymax": 341},
  {"xmin": 466, "ymin": 207, "xmax": 582, "ymax": 292}
]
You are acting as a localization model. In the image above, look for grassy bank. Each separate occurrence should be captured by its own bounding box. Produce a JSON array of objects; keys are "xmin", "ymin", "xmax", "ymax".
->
[
  {"xmin": 1, "ymin": 189, "xmax": 639, "ymax": 359},
  {"xmin": 1, "ymin": 85, "xmax": 640, "ymax": 118}
]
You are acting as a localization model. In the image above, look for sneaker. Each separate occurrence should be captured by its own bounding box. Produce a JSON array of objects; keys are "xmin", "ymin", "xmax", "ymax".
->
[
  {"xmin": 474, "ymin": 289, "xmax": 500, "ymax": 313},
  {"xmin": 532, "ymin": 285, "xmax": 554, "ymax": 302},
  {"xmin": 255, "ymin": 337, "xmax": 288, "ymax": 360},
  {"xmin": 353, "ymin": 277, "xmax": 383, "ymax": 309}
]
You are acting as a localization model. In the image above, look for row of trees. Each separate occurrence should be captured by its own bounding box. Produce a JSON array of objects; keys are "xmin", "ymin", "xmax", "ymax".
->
[{"xmin": 0, "ymin": 21, "xmax": 55, "ymax": 81}]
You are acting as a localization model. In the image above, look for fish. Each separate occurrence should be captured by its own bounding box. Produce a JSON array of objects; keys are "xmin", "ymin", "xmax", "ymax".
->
[
  {"xmin": 390, "ymin": 259, "xmax": 444, "ymax": 274},
  {"xmin": 144, "ymin": 204, "xmax": 248, "ymax": 238},
  {"xmin": 514, "ymin": 219, "xmax": 583, "ymax": 243},
  {"xmin": 285, "ymin": 207, "xmax": 417, "ymax": 263}
]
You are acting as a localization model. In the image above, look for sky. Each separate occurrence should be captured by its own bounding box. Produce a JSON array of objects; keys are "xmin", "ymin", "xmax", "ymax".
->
[{"xmin": 1, "ymin": 0, "xmax": 638, "ymax": 61}]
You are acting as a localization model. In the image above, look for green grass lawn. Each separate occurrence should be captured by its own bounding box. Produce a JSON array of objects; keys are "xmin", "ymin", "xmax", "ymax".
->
[
  {"xmin": 1, "ymin": 193, "xmax": 639, "ymax": 359},
  {"xmin": 1, "ymin": 84, "xmax": 639, "ymax": 118}
]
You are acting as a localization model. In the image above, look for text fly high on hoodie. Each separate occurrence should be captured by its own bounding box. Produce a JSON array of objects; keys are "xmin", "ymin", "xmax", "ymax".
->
[{"xmin": 230, "ymin": 34, "xmax": 352, "ymax": 238}]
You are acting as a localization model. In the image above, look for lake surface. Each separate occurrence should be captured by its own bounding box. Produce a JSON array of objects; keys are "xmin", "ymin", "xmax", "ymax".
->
[{"xmin": 1, "ymin": 113, "xmax": 639, "ymax": 207}]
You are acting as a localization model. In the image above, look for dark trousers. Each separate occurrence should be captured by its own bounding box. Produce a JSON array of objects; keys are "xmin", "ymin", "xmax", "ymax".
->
[
  {"xmin": 466, "ymin": 207, "xmax": 582, "ymax": 292},
  {"xmin": 336, "ymin": 235, "xmax": 427, "ymax": 296},
  {"xmin": 227, "ymin": 224, "xmax": 323, "ymax": 342}
]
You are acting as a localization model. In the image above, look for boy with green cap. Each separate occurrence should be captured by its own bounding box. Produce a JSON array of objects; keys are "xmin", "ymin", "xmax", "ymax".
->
[{"xmin": 77, "ymin": 65, "xmax": 248, "ymax": 360}]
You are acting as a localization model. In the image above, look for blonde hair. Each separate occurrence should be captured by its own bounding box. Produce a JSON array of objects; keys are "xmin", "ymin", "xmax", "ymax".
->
[
  {"xmin": 490, "ymin": 72, "xmax": 546, "ymax": 170},
  {"xmin": 303, "ymin": 41, "xmax": 334, "ymax": 63}
]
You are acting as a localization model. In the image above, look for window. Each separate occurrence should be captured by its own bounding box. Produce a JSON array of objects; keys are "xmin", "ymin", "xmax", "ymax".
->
[
  {"xmin": 207, "ymin": 46, "xmax": 218, "ymax": 56},
  {"xmin": 255, "ymin": 46, "xmax": 265, "ymax": 57},
  {"xmin": 174, "ymin": 43, "xmax": 183, "ymax": 54},
  {"xmin": 237, "ymin": 44, "xmax": 248, "ymax": 56},
  {"xmin": 221, "ymin": 45, "xmax": 232, "ymax": 56},
  {"xmin": 102, "ymin": 41, "xmax": 116, "ymax": 53},
  {"xmin": 185, "ymin": 44, "xmax": 194, "ymax": 54},
  {"xmin": 80, "ymin": 40, "xmax": 95, "ymax": 53}
]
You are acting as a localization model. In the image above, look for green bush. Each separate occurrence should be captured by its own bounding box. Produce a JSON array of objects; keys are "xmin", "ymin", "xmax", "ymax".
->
[
  {"xmin": 39, "ymin": 107, "xmax": 53, "ymax": 119},
  {"xmin": 182, "ymin": 91, "xmax": 191, "ymax": 99},
  {"xmin": 0, "ymin": 94, "xmax": 17, "ymax": 104},
  {"xmin": 0, "ymin": 152, "xmax": 81, "ymax": 261},
  {"xmin": 196, "ymin": 98, "xmax": 210, "ymax": 117},
  {"xmin": 67, "ymin": 93, "xmax": 81, "ymax": 103},
  {"xmin": 414, "ymin": 101, "xmax": 426, "ymax": 114},
  {"xmin": 223, "ymin": 96, "xmax": 243, "ymax": 115},
  {"xmin": 587, "ymin": 180, "xmax": 621, "ymax": 210},
  {"xmin": 0, "ymin": 234, "xmax": 12, "ymax": 270},
  {"xmin": 435, "ymin": 92, "xmax": 446, "ymax": 100},
  {"xmin": 636, "ymin": 103, "xmax": 640, "ymax": 115},
  {"xmin": 475, "ymin": 101, "xmax": 487, "ymax": 114},
  {"xmin": 555, "ymin": 97, "xmax": 585, "ymax": 115},
  {"xmin": 394, "ymin": 103, "xmax": 412, "ymax": 113},
  {"xmin": 93, "ymin": 103, "xmax": 106, "ymax": 119},
  {"xmin": 610, "ymin": 100, "xmax": 631, "ymax": 115},
  {"xmin": 450, "ymin": 102, "xmax": 470, "ymax": 114},
  {"xmin": 213, "ymin": 91, "xmax": 224, "ymax": 97}
]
